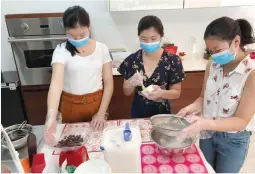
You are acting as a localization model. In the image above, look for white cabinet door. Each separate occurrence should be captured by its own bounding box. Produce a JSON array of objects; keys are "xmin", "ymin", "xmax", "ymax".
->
[
  {"xmin": 184, "ymin": 0, "xmax": 255, "ymax": 8},
  {"xmin": 220, "ymin": 0, "xmax": 255, "ymax": 6},
  {"xmin": 109, "ymin": 0, "xmax": 184, "ymax": 11},
  {"xmin": 184, "ymin": 0, "xmax": 221, "ymax": 8}
]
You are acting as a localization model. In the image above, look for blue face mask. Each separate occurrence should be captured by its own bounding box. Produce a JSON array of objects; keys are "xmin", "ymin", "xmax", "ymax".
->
[
  {"xmin": 68, "ymin": 36, "xmax": 89, "ymax": 48},
  {"xmin": 211, "ymin": 50, "xmax": 236, "ymax": 65},
  {"xmin": 140, "ymin": 41, "xmax": 161, "ymax": 53}
]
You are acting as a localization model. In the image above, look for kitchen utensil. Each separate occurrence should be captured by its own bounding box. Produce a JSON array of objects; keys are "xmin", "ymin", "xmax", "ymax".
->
[
  {"xmin": 150, "ymin": 114, "xmax": 190, "ymax": 131},
  {"xmin": 27, "ymin": 133, "xmax": 37, "ymax": 166},
  {"xmin": 2, "ymin": 129, "xmax": 29, "ymax": 150},
  {"xmin": 101, "ymin": 125, "xmax": 141, "ymax": 173},
  {"xmin": 150, "ymin": 128, "xmax": 196, "ymax": 156},
  {"xmin": 136, "ymin": 70, "xmax": 145, "ymax": 90},
  {"xmin": 1, "ymin": 124, "xmax": 25, "ymax": 173},
  {"xmin": 18, "ymin": 121, "xmax": 27, "ymax": 130},
  {"xmin": 74, "ymin": 159, "xmax": 111, "ymax": 174}
]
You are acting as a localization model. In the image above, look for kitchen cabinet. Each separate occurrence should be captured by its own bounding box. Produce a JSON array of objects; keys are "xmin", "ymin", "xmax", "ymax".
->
[
  {"xmin": 22, "ymin": 85, "xmax": 49, "ymax": 125},
  {"xmin": 171, "ymin": 71, "xmax": 204, "ymax": 114},
  {"xmin": 109, "ymin": 0, "xmax": 184, "ymax": 11},
  {"xmin": 184, "ymin": 0, "xmax": 255, "ymax": 8},
  {"xmin": 108, "ymin": 76, "xmax": 133, "ymax": 120}
]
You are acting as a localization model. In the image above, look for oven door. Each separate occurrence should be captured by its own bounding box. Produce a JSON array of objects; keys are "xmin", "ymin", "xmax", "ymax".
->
[{"xmin": 9, "ymin": 35, "xmax": 67, "ymax": 86}]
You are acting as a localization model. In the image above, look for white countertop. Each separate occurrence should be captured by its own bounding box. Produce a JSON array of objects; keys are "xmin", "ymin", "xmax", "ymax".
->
[{"xmin": 112, "ymin": 56, "xmax": 208, "ymax": 76}]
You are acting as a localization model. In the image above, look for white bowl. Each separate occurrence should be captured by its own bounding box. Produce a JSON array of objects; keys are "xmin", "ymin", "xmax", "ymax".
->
[{"xmin": 74, "ymin": 159, "xmax": 111, "ymax": 174}]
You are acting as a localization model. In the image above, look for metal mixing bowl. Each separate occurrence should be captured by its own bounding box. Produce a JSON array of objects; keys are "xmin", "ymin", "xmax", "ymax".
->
[
  {"xmin": 3, "ymin": 124, "xmax": 32, "ymax": 134},
  {"xmin": 1, "ymin": 129, "xmax": 29, "ymax": 150},
  {"xmin": 150, "ymin": 114, "xmax": 190, "ymax": 131},
  {"xmin": 1, "ymin": 128, "xmax": 30, "ymax": 150},
  {"xmin": 150, "ymin": 128, "xmax": 197, "ymax": 156}
]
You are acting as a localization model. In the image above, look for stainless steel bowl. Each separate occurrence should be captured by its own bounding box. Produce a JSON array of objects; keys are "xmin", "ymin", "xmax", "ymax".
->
[
  {"xmin": 150, "ymin": 128, "xmax": 197, "ymax": 156},
  {"xmin": 1, "ymin": 124, "xmax": 32, "ymax": 150},
  {"xmin": 2, "ymin": 129, "xmax": 29, "ymax": 150},
  {"xmin": 150, "ymin": 114, "xmax": 190, "ymax": 131},
  {"xmin": 3, "ymin": 124, "xmax": 32, "ymax": 134}
]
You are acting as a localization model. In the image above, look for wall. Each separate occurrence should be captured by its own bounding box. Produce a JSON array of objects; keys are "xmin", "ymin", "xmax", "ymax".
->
[{"xmin": 1, "ymin": 0, "xmax": 255, "ymax": 71}]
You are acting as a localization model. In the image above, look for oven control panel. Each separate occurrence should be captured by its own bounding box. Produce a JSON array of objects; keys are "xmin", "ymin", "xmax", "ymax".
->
[{"xmin": 6, "ymin": 16, "xmax": 65, "ymax": 36}]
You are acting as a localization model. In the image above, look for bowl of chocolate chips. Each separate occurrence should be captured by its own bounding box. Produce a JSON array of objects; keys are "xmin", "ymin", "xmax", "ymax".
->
[{"xmin": 53, "ymin": 134, "xmax": 86, "ymax": 152}]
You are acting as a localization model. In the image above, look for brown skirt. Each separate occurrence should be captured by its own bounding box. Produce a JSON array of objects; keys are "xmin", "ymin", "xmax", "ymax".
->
[{"xmin": 60, "ymin": 90, "xmax": 103, "ymax": 123}]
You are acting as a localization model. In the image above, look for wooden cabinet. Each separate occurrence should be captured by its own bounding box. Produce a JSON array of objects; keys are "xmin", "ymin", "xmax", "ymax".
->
[
  {"xmin": 171, "ymin": 71, "xmax": 204, "ymax": 114},
  {"xmin": 108, "ymin": 76, "xmax": 133, "ymax": 120},
  {"xmin": 22, "ymin": 85, "xmax": 49, "ymax": 125},
  {"xmin": 184, "ymin": 0, "xmax": 255, "ymax": 8},
  {"xmin": 109, "ymin": 0, "xmax": 184, "ymax": 11}
]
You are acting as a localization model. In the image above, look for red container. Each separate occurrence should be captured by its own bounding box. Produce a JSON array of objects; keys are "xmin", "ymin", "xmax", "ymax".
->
[
  {"xmin": 31, "ymin": 153, "xmax": 46, "ymax": 173},
  {"xmin": 59, "ymin": 146, "xmax": 89, "ymax": 168},
  {"xmin": 164, "ymin": 46, "xmax": 178, "ymax": 54},
  {"xmin": 250, "ymin": 52, "xmax": 255, "ymax": 59}
]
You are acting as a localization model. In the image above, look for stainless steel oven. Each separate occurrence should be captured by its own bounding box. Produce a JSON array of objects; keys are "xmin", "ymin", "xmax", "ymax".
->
[{"xmin": 6, "ymin": 13, "xmax": 67, "ymax": 86}]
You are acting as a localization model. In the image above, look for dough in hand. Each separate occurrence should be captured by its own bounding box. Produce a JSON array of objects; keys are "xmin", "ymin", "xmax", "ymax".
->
[{"xmin": 143, "ymin": 85, "xmax": 155, "ymax": 93}]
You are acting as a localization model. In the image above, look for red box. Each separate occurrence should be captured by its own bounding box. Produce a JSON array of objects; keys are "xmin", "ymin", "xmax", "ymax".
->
[
  {"xmin": 59, "ymin": 146, "xmax": 89, "ymax": 168},
  {"xmin": 31, "ymin": 153, "xmax": 46, "ymax": 173},
  {"xmin": 250, "ymin": 52, "xmax": 255, "ymax": 59}
]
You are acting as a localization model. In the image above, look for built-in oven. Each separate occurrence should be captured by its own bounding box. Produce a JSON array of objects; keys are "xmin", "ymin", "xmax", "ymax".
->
[{"xmin": 6, "ymin": 13, "xmax": 67, "ymax": 86}]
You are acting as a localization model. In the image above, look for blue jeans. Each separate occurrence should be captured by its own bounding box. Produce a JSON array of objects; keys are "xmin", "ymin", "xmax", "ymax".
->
[{"xmin": 199, "ymin": 131, "xmax": 251, "ymax": 173}]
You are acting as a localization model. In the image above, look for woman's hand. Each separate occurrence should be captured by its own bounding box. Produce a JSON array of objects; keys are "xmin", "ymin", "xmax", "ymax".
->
[
  {"xmin": 91, "ymin": 112, "xmax": 107, "ymax": 131},
  {"xmin": 125, "ymin": 71, "xmax": 144, "ymax": 88},
  {"xmin": 44, "ymin": 109, "xmax": 58, "ymax": 146},
  {"xmin": 177, "ymin": 104, "xmax": 202, "ymax": 118},
  {"xmin": 178, "ymin": 116, "xmax": 209, "ymax": 141},
  {"xmin": 144, "ymin": 85, "xmax": 163, "ymax": 101}
]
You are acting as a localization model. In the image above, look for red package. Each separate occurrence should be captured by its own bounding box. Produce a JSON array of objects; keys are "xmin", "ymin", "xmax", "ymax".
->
[
  {"xmin": 250, "ymin": 52, "xmax": 255, "ymax": 59},
  {"xmin": 59, "ymin": 146, "xmax": 89, "ymax": 168},
  {"xmin": 165, "ymin": 46, "xmax": 178, "ymax": 54},
  {"xmin": 31, "ymin": 153, "xmax": 46, "ymax": 173}
]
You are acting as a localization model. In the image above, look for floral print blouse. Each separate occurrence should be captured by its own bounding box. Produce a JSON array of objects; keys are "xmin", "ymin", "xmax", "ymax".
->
[
  {"xmin": 118, "ymin": 49, "xmax": 185, "ymax": 118},
  {"xmin": 203, "ymin": 55, "xmax": 255, "ymax": 134}
]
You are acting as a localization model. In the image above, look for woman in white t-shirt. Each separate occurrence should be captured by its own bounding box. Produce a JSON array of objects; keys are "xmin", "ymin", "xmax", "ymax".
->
[{"xmin": 44, "ymin": 6, "xmax": 113, "ymax": 145}]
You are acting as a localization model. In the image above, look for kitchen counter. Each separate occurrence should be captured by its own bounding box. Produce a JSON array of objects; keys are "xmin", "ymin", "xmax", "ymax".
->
[
  {"xmin": 1, "ymin": 120, "xmax": 214, "ymax": 173},
  {"xmin": 112, "ymin": 57, "xmax": 208, "ymax": 76}
]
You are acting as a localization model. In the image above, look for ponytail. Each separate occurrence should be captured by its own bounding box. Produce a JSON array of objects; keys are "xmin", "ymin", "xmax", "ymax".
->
[
  {"xmin": 204, "ymin": 17, "xmax": 255, "ymax": 48},
  {"xmin": 66, "ymin": 40, "xmax": 79, "ymax": 56},
  {"xmin": 235, "ymin": 19, "xmax": 255, "ymax": 47}
]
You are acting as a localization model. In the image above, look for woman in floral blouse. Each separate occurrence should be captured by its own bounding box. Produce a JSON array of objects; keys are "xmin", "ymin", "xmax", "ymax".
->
[
  {"xmin": 178, "ymin": 17, "xmax": 255, "ymax": 173},
  {"xmin": 118, "ymin": 15, "xmax": 185, "ymax": 118}
]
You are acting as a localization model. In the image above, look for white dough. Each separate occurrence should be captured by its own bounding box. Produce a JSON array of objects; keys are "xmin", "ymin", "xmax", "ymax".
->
[{"xmin": 143, "ymin": 85, "xmax": 155, "ymax": 93}]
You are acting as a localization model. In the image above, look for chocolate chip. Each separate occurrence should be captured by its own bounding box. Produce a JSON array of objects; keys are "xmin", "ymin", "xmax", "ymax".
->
[{"xmin": 54, "ymin": 135, "xmax": 84, "ymax": 148}]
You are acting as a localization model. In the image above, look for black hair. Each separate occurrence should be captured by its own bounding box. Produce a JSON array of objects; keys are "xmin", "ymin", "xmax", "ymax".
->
[
  {"xmin": 63, "ymin": 5, "xmax": 90, "ymax": 56},
  {"xmin": 138, "ymin": 15, "xmax": 164, "ymax": 37},
  {"xmin": 204, "ymin": 16, "xmax": 255, "ymax": 49}
]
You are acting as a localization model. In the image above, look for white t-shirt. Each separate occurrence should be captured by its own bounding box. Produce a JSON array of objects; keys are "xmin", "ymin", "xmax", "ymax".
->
[{"xmin": 51, "ymin": 41, "xmax": 112, "ymax": 95}]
